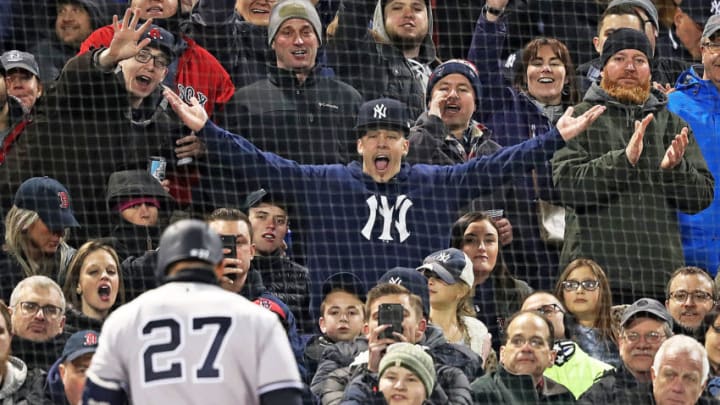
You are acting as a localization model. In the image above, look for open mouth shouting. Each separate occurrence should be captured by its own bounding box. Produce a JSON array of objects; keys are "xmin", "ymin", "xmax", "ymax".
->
[{"xmin": 98, "ymin": 284, "xmax": 113, "ymax": 303}]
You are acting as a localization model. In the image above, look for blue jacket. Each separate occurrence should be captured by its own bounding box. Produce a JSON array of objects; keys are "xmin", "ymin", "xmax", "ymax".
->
[
  {"xmin": 668, "ymin": 66, "xmax": 720, "ymax": 275},
  {"xmin": 200, "ymin": 121, "xmax": 565, "ymax": 311}
]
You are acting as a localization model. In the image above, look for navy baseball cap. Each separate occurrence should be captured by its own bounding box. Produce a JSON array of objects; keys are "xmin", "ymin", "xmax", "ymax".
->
[
  {"xmin": 354, "ymin": 98, "xmax": 412, "ymax": 137},
  {"xmin": 417, "ymin": 248, "xmax": 474, "ymax": 287},
  {"xmin": 322, "ymin": 272, "xmax": 367, "ymax": 303},
  {"xmin": 378, "ymin": 267, "xmax": 430, "ymax": 316},
  {"xmin": 681, "ymin": 0, "xmax": 720, "ymax": 26},
  {"xmin": 0, "ymin": 50, "xmax": 40, "ymax": 77},
  {"xmin": 61, "ymin": 330, "xmax": 99, "ymax": 363},
  {"xmin": 155, "ymin": 219, "xmax": 224, "ymax": 281},
  {"xmin": 141, "ymin": 25, "xmax": 176, "ymax": 59},
  {"xmin": 14, "ymin": 177, "xmax": 80, "ymax": 232},
  {"xmin": 621, "ymin": 298, "xmax": 673, "ymax": 329}
]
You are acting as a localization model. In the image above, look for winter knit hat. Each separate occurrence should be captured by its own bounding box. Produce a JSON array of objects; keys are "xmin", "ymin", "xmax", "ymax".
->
[
  {"xmin": 426, "ymin": 59, "xmax": 482, "ymax": 109},
  {"xmin": 600, "ymin": 28, "xmax": 652, "ymax": 68},
  {"xmin": 379, "ymin": 342, "xmax": 436, "ymax": 397},
  {"xmin": 607, "ymin": 0, "xmax": 659, "ymax": 31},
  {"xmin": 267, "ymin": 0, "xmax": 322, "ymax": 46}
]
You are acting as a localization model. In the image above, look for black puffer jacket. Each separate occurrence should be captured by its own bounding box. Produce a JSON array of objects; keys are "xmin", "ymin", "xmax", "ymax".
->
[{"xmin": 251, "ymin": 253, "xmax": 313, "ymax": 334}]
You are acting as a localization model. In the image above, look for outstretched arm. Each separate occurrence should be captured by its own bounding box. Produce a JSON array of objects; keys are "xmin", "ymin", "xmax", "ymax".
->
[{"xmin": 96, "ymin": 8, "xmax": 153, "ymax": 70}]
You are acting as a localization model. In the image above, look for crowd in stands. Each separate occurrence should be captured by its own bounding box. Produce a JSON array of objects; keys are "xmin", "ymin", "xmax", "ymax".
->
[{"xmin": 0, "ymin": 0, "xmax": 720, "ymax": 403}]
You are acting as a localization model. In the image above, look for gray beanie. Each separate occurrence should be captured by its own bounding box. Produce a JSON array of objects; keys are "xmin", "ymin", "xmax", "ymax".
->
[
  {"xmin": 379, "ymin": 343, "xmax": 436, "ymax": 397},
  {"xmin": 703, "ymin": 14, "xmax": 720, "ymax": 39},
  {"xmin": 606, "ymin": 0, "xmax": 659, "ymax": 31},
  {"xmin": 267, "ymin": 0, "xmax": 322, "ymax": 46}
]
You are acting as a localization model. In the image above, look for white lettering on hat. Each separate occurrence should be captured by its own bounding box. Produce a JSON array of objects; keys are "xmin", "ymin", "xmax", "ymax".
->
[
  {"xmin": 713, "ymin": 0, "xmax": 720, "ymax": 15},
  {"xmin": 189, "ymin": 248, "xmax": 210, "ymax": 259},
  {"xmin": 6, "ymin": 50, "xmax": 22, "ymax": 62},
  {"xmin": 388, "ymin": 277, "xmax": 403, "ymax": 285},
  {"xmin": 373, "ymin": 103, "xmax": 387, "ymax": 119},
  {"xmin": 432, "ymin": 251, "xmax": 451, "ymax": 263}
]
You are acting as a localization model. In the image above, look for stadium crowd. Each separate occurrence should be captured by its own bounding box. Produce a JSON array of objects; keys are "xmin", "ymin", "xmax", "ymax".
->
[{"xmin": 1, "ymin": 0, "xmax": 720, "ymax": 403}]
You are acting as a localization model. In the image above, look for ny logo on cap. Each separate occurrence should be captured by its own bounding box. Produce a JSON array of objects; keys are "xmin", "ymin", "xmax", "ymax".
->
[
  {"xmin": 387, "ymin": 276, "xmax": 403, "ymax": 285},
  {"xmin": 713, "ymin": 0, "xmax": 720, "ymax": 15},
  {"xmin": 432, "ymin": 251, "xmax": 451, "ymax": 263},
  {"xmin": 373, "ymin": 103, "xmax": 387, "ymax": 119},
  {"xmin": 84, "ymin": 331, "xmax": 98, "ymax": 346},
  {"xmin": 58, "ymin": 191, "xmax": 70, "ymax": 209},
  {"xmin": 5, "ymin": 50, "xmax": 22, "ymax": 62},
  {"xmin": 148, "ymin": 28, "xmax": 163, "ymax": 40}
]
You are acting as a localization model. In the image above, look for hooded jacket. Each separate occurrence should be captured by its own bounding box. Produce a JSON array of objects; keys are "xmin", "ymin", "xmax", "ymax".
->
[
  {"xmin": 329, "ymin": 0, "xmax": 439, "ymax": 118},
  {"xmin": 199, "ymin": 119, "xmax": 566, "ymax": 317},
  {"xmin": 552, "ymin": 83, "xmax": 714, "ymax": 301},
  {"xmin": 0, "ymin": 356, "xmax": 47, "ymax": 404},
  {"xmin": 668, "ymin": 66, "xmax": 720, "ymax": 276},
  {"xmin": 29, "ymin": 0, "xmax": 105, "ymax": 83},
  {"xmin": 105, "ymin": 169, "xmax": 174, "ymax": 260}
]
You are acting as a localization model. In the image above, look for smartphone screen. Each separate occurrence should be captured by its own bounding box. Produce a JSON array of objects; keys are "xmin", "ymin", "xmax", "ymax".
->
[
  {"xmin": 220, "ymin": 235, "xmax": 237, "ymax": 259},
  {"xmin": 377, "ymin": 303, "xmax": 404, "ymax": 340}
]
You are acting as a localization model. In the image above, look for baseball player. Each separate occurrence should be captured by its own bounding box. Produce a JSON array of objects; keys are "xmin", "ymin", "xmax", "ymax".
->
[{"xmin": 82, "ymin": 219, "xmax": 303, "ymax": 404}]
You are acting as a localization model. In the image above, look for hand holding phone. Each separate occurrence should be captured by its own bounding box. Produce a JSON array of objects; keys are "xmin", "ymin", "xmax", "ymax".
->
[{"xmin": 377, "ymin": 303, "xmax": 404, "ymax": 340}]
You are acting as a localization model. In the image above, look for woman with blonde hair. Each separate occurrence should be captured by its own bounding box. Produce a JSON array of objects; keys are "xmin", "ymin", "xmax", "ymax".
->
[
  {"xmin": 0, "ymin": 177, "xmax": 79, "ymax": 301},
  {"xmin": 418, "ymin": 248, "xmax": 490, "ymax": 363},
  {"xmin": 554, "ymin": 258, "xmax": 619, "ymax": 367}
]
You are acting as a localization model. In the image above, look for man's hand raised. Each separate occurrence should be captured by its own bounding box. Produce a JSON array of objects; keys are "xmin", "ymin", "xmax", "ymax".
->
[
  {"xmin": 97, "ymin": 8, "xmax": 153, "ymax": 69},
  {"xmin": 660, "ymin": 127, "xmax": 689, "ymax": 170},
  {"xmin": 626, "ymin": 113, "xmax": 653, "ymax": 166},
  {"xmin": 556, "ymin": 105, "xmax": 606, "ymax": 141},
  {"xmin": 164, "ymin": 86, "xmax": 208, "ymax": 132}
]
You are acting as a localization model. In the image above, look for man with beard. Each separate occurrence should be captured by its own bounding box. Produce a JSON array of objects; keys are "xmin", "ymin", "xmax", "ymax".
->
[
  {"xmin": 665, "ymin": 266, "xmax": 715, "ymax": 342},
  {"xmin": 551, "ymin": 28, "xmax": 714, "ymax": 305},
  {"xmin": 580, "ymin": 298, "xmax": 673, "ymax": 404},
  {"xmin": 328, "ymin": 0, "xmax": 438, "ymax": 118}
]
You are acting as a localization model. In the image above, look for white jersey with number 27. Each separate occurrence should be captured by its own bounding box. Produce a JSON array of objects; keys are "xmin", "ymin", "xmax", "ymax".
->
[{"xmin": 85, "ymin": 281, "xmax": 302, "ymax": 404}]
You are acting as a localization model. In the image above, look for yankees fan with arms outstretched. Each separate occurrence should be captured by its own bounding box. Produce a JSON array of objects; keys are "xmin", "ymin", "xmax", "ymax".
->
[{"xmin": 82, "ymin": 219, "xmax": 303, "ymax": 405}]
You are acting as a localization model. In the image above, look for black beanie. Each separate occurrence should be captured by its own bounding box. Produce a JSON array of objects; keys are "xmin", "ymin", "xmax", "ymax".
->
[{"xmin": 600, "ymin": 28, "xmax": 652, "ymax": 68}]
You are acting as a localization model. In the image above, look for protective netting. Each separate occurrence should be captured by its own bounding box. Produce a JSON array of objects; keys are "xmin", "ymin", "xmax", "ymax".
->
[{"xmin": 0, "ymin": 0, "xmax": 716, "ymax": 397}]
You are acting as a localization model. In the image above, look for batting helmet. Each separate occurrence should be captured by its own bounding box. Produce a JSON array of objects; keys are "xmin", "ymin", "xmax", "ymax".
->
[{"xmin": 155, "ymin": 219, "xmax": 224, "ymax": 283}]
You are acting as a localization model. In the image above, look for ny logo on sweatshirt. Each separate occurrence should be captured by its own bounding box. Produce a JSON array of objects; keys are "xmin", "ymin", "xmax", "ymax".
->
[{"xmin": 361, "ymin": 194, "xmax": 413, "ymax": 242}]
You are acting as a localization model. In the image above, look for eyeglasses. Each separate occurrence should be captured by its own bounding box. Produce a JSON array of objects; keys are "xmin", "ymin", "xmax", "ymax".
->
[
  {"xmin": 508, "ymin": 335, "xmax": 548, "ymax": 349},
  {"xmin": 703, "ymin": 42, "xmax": 720, "ymax": 53},
  {"xmin": 668, "ymin": 290, "xmax": 714, "ymax": 303},
  {"xmin": 561, "ymin": 279, "xmax": 599, "ymax": 292},
  {"xmin": 623, "ymin": 331, "xmax": 665, "ymax": 344},
  {"xmin": 533, "ymin": 304, "xmax": 564, "ymax": 316},
  {"xmin": 15, "ymin": 301, "xmax": 63, "ymax": 319},
  {"xmin": 134, "ymin": 49, "xmax": 170, "ymax": 69}
]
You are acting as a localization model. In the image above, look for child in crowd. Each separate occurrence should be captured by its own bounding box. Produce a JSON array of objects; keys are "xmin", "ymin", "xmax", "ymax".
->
[
  {"xmin": 303, "ymin": 272, "xmax": 366, "ymax": 383},
  {"xmin": 554, "ymin": 258, "xmax": 620, "ymax": 367}
]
